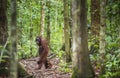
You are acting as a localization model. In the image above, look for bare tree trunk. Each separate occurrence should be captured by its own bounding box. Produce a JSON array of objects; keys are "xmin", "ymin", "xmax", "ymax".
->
[
  {"xmin": 0, "ymin": 0, "xmax": 9, "ymax": 77},
  {"xmin": 69, "ymin": 0, "xmax": 72, "ymax": 49},
  {"xmin": 99, "ymin": 0, "xmax": 107, "ymax": 76},
  {"xmin": 71, "ymin": 0, "xmax": 94, "ymax": 77},
  {"xmin": 91, "ymin": 0, "xmax": 100, "ymax": 36},
  {"xmin": 63, "ymin": 0, "xmax": 71, "ymax": 62},
  {"xmin": 40, "ymin": 0, "xmax": 46, "ymax": 36},
  {"xmin": 0, "ymin": 0, "xmax": 8, "ymax": 46},
  {"xmin": 46, "ymin": 0, "xmax": 51, "ymax": 46},
  {"xmin": 10, "ymin": 0, "xmax": 17, "ymax": 77},
  {"xmin": 30, "ymin": 2, "xmax": 33, "ymax": 54},
  {"xmin": 90, "ymin": 0, "xmax": 100, "ymax": 51}
]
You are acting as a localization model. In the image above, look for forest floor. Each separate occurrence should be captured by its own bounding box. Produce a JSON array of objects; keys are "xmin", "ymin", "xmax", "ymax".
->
[{"xmin": 19, "ymin": 57, "xmax": 71, "ymax": 78}]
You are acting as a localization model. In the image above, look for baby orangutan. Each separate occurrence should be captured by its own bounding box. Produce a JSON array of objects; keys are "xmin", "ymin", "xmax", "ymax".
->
[{"xmin": 35, "ymin": 36, "xmax": 52, "ymax": 69}]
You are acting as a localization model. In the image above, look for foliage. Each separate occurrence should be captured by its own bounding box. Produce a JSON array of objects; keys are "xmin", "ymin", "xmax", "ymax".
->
[
  {"xmin": 1, "ymin": 0, "xmax": 119, "ymax": 77},
  {"xmin": 17, "ymin": 0, "xmax": 64, "ymax": 59},
  {"xmin": 59, "ymin": 60, "xmax": 72, "ymax": 73},
  {"xmin": 103, "ymin": 0, "xmax": 120, "ymax": 77},
  {"xmin": 89, "ymin": 0, "xmax": 120, "ymax": 77}
]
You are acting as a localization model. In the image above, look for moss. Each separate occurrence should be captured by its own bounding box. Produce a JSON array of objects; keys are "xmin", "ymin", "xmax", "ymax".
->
[
  {"xmin": 71, "ymin": 67, "xmax": 94, "ymax": 78},
  {"xmin": 71, "ymin": 67, "xmax": 79, "ymax": 78}
]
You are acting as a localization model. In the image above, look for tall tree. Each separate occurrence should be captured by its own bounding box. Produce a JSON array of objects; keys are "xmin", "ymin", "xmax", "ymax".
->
[
  {"xmin": 40, "ymin": 0, "xmax": 46, "ymax": 36},
  {"xmin": 71, "ymin": 0, "xmax": 94, "ymax": 78},
  {"xmin": 90, "ymin": 0, "xmax": 100, "ymax": 67},
  {"xmin": 0, "ymin": 0, "xmax": 9, "ymax": 77},
  {"xmin": 63, "ymin": 0, "xmax": 71, "ymax": 62},
  {"xmin": 90, "ymin": 0, "xmax": 100, "ymax": 51},
  {"xmin": 10, "ymin": 0, "xmax": 17, "ymax": 77},
  {"xmin": 46, "ymin": 0, "xmax": 51, "ymax": 46},
  {"xmin": 99, "ymin": 0, "xmax": 107, "ymax": 75},
  {"xmin": 91, "ymin": 0, "xmax": 100, "ymax": 36},
  {"xmin": 0, "ymin": 0, "xmax": 8, "ymax": 46},
  {"xmin": 30, "ymin": 2, "xmax": 33, "ymax": 54}
]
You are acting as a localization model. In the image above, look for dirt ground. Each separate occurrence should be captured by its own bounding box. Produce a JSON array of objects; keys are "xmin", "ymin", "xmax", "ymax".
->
[{"xmin": 19, "ymin": 57, "xmax": 71, "ymax": 78}]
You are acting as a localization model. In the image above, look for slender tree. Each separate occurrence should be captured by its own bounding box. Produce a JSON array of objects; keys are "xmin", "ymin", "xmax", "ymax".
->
[
  {"xmin": 10, "ymin": 0, "xmax": 17, "ymax": 77},
  {"xmin": 99, "ymin": 0, "xmax": 107, "ymax": 76},
  {"xmin": 46, "ymin": 0, "xmax": 51, "ymax": 46},
  {"xmin": 0, "ymin": 0, "xmax": 9, "ymax": 77},
  {"xmin": 90, "ymin": 0, "xmax": 100, "ymax": 68},
  {"xmin": 71, "ymin": 0, "xmax": 94, "ymax": 77},
  {"xmin": 91, "ymin": 0, "xmax": 100, "ymax": 36},
  {"xmin": 0, "ymin": 0, "xmax": 8, "ymax": 46},
  {"xmin": 90, "ymin": 0, "xmax": 100, "ymax": 50},
  {"xmin": 63, "ymin": 0, "xmax": 71, "ymax": 62},
  {"xmin": 40, "ymin": 0, "xmax": 46, "ymax": 36},
  {"xmin": 30, "ymin": 2, "xmax": 33, "ymax": 54}
]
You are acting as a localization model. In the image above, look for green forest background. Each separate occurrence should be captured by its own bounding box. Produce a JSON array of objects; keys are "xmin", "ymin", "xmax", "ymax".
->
[{"xmin": 0, "ymin": 0, "xmax": 120, "ymax": 78}]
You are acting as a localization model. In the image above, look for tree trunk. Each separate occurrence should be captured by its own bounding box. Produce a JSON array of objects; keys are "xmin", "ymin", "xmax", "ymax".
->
[
  {"xmin": 0, "ymin": 0, "xmax": 9, "ymax": 77},
  {"xmin": 18, "ymin": 63, "xmax": 34, "ymax": 78},
  {"xmin": 99, "ymin": 0, "xmax": 107, "ymax": 76},
  {"xmin": 0, "ymin": 0, "xmax": 8, "ymax": 46},
  {"xmin": 69, "ymin": 0, "xmax": 72, "ymax": 49},
  {"xmin": 90, "ymin": 0, "xmax": 100, "ymax": 51},
  {"xmin": 91, "ymin": 0, "xmax": 100, "ymax": 36},
  {"xmin": 63, "ymin": 0, "xmax": 71, "ymax": 62},
  {"xmin": 9, "ymin": 0, "xmax": 17, "ymax": 77},
  {"xmin": 46, "ymin": 0, "xmax": 51, "ymax": 46},
  {"xmin": 30, "ymin": 2, "xmax": 33, "ymax": 54},
  {"xmin": 40, "ymin": 0, "xmax": 46, "ymax": 36},
  {"xmin": 0, "ymin": 1, "xmax": 32, "ymax": 78},
  {"xmin": 71, "ymin": 0, "xmax": 94, "ymax": 78}
]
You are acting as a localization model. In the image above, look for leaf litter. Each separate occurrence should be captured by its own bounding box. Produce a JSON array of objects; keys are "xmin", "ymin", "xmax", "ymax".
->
[{"xmin": 19, "ymin": 57, "xmax": 71, "ymax": 78}]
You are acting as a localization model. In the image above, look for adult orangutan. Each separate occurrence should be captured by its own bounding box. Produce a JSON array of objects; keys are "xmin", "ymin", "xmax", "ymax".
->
[{"xmin": 35, "ymin": 36, "xmax": 52, "ymax": 69}]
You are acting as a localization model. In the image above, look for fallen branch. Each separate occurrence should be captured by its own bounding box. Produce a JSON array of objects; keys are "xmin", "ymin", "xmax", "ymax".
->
[{"xmin": 47, "ymin": 53, "xmax": 56, "ymax": 60}]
